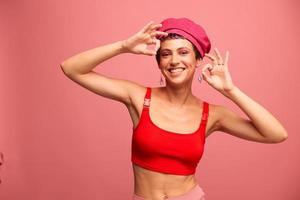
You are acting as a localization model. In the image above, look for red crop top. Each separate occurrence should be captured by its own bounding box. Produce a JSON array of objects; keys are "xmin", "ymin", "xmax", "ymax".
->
[{"xmin": 131, "ymin": 87, "xmax": 209, "ymax": 175}]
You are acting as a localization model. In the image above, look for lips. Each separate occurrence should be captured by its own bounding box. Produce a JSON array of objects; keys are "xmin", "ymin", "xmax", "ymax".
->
[{"xmin": 167, "ymin": 67, "xmax": 186, "ymax": 73}]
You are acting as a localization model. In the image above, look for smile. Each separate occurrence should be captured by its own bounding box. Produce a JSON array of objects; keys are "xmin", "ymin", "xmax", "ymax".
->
[{"xmin": 168, "ymin": 67, "xmax": 186, "ymax": 74}]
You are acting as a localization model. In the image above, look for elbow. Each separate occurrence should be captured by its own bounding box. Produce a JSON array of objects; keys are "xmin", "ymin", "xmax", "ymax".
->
[
  {"xmin": 60, "ymin": 60, "xmax": 67, "ymax": 69},
  {"xmin": 60, "ymin": 61, "xmax": 72, "ymax": 76},
  {"xmin": 59, "ymin": 62, "xmax": 65, "ymax": 69},
  {"xmin": 60, "ymin": 61, "xmax": 86, "ymax": 76},
  {"xmin": 280, "ymin": 131, "xmax": 288, "ymax": 142},
  {"xmin": 60, "ymin": 61, "xmax": 66, "ymax": 72},
  {"xmin": 273, "ymin": 131, "xmax": 288, "ymax": 143},
  {"xmin": 60, "ymin": 61, "xmax": 67, "ymax": 69},
  {"xmin": 262, "ymin": 130, "xmax": 288, "ymax": 144}
]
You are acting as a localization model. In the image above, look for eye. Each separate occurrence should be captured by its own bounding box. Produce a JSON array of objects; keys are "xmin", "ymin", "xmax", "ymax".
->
[
  {"xmin": 180, "ymin": 51, "xmax": 189, "ymax": 54},
  {"xmin": 161, "ymin": 53, "xmax": 170, "ymax": 57}
]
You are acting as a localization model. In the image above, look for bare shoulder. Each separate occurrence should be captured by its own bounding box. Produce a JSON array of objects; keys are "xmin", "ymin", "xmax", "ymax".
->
[
  {"xmin": 125, "ymin": 85, "xmax": 149, "ymax": 129},
  {"xmin": 128, "ymin": 84, "xmax": 148, "ymax": 106},
  {"xmin": 204, "ymin": 102, "xmax": 224, "ymax": 136},
  {"xmin": 206, "ymin": 103, "xmax": 241, "ymax": 134},
  {"xmin": 128, "ymin": 86, "xmax": 167, "ymax": 111}
]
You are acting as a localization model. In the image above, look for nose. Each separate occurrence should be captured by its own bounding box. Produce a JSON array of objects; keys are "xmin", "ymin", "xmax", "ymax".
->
[{"xmin": 170, "ymin": 55, "xmax": 180, "ymax": 66}]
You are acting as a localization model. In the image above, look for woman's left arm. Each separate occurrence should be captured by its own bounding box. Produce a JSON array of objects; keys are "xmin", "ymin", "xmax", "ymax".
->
[{"xmin": 202, "ymin": 48, "xmax": 288, "ymax": 143}]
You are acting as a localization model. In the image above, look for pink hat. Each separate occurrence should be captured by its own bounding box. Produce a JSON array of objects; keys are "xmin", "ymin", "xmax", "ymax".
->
[{"xmin": 156, "ymin": 17, "xmax": 211, "ymax": 58}]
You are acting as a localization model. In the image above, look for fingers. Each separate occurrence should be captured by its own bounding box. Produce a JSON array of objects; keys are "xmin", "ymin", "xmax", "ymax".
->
[
  {"xmin": 205, "ymin": 48, "xmax": 229, "ymax": 66},
  {"xmin": 143, "ymin": 49, "xmax": 157, "ymax": 56},
  {"xmin": 145, "ymin": 37, "xmax": 159, "ymax": 46},
  {"xmin": 201, "ymin": 64, "xmax": 213, "ymax": 83},
  {"xmin": 204, "ymin": 53, "xmax": 218, "ymax": 65},
  {"xmin": 213, "ymin": 48, "xmax": 223, "ymax": 64},
  {"xmin": 154, "ymin": 39, "xmax": 161, "ymax": 52},
  {"xmin": 143, "ymin": 38, "xmax": 160, "ymax": 56},
  {"xmin": 149, "ymin": 24, "xmax": 163, "ymax": 32},
  {"xmin": 224, "ymin": 51, "xmax": 229, "ymax": 65},
  {"xmin": 202, "ymin": 63, "xmax": 213, "ymax": 73},
  {"xmin": 205, "ymin": 48, "xmax": 222, "ymax": 64},
  {"xmin": 142, "ymin": 21, "xmax": 162, "ymax": 34},
  {"xmin": 139, "ymin": 20, "xmax": 169, "ymax": 56},
  {"xmin": 150, "ymin": 31, "xmax": 168, "ymax": 38},
  {"xmin": 141, "ymin": 21, "xmax": 155, "ymax": 33},
  {"xmin": 141, "ymin": 21, "xmax": 168, "ymax": 44}
]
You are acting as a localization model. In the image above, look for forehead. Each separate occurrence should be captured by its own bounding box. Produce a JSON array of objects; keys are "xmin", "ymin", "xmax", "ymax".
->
[{"xmin": 160, "ymin": 38, "xmax": 193, "ymax": 51}]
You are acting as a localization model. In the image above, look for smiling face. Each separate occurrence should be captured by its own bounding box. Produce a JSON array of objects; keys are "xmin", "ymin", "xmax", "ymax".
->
[{"xmin": 158, "ymin": 38, "xmax": 202, "ymax": 86}]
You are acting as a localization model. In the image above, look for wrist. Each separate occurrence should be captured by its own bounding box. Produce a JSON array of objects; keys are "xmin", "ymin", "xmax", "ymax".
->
[
  {"xmin": 224, "ymin": 86, "xmax": 239, "ymax": 98},
  {"xmin": 119, "ymin": 40, "xmax": 130, "ymax": 53}
]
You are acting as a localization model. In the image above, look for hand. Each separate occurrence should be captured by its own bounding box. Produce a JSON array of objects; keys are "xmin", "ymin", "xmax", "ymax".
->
[
  {"xmin": 202, "ymin": 48, "xmax": 236, "ymax": 96},
  {"xmin": 121, "ymin": 21, "xmax": 168, "ymax": 56}
]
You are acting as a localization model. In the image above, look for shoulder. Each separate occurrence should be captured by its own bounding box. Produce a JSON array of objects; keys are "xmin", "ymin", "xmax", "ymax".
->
[
  {"xmin": 128, "ymin": 86, "xmax": 166, "ymax": 111},
  {"xmin": 127, "ymin": 84, "xmax": 147, "ymax": 105},
  {"xmin": 207, "ymin": 103, "xmax": 241, "ymax": 134},
  {"xmin": 195, "ymin": 99, "xmax": 227, "ymax": 134},
  {"xmin": 127, "ymin": 85, "xmax": 161, "ymax": 111}
]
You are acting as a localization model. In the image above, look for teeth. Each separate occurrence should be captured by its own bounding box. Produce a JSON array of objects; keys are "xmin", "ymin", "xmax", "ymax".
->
[{"xmin": 169, "ymin": 68, "xmax": 185, "ymax": 73}]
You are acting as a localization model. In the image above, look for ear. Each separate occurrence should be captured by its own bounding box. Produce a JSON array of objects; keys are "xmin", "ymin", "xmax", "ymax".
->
[{"xmin": 195, "ymin": 58, "xmax": 202, "ymax": 68}]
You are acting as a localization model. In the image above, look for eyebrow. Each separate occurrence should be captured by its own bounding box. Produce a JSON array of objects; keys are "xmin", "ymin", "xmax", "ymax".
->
[{"xmin": 160, "ymin": 47, "xmax": 191, "ymax": 51}]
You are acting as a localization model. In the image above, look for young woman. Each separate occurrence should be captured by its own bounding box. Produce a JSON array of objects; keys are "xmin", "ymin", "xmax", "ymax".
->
[{"xmin": 60, "ymin": 18, "xmax": 288, "ymax": 200}]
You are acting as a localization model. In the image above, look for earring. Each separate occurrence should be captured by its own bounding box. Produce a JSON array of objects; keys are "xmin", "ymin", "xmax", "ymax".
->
[
  {"xmin": 197, "ymin": 66, "xmax": 202, "ymax": 83},
  {"xmin": 160, "ymin": 75, "xmax": 164, "ymax": 86}
]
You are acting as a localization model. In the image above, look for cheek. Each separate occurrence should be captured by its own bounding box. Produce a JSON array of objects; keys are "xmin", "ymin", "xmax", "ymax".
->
[
  {"xmin": 159, "ymin": 59, "xmax": 169, "ymax": 67},
  {"xmin": 182, "ymin": 57, "xmax": 197, "ymax": 67}
]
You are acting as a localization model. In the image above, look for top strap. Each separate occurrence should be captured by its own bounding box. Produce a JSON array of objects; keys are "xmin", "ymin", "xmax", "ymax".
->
[
  {"xmin": 201, "ymin": 101, "xmax": 209, "ymax": 124},
  {"xmin": 143, "ymin": 87, "xmax": 151, "ymax": 107},
  {"xmin": 143, "ymin": 88, "xmax": 209, "ymax": 123}
]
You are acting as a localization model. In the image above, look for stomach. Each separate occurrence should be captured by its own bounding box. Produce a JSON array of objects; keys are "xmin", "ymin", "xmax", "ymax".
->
[{"xmin": 132, "ymin": 163, "xmax": 198, "ymax": 199}]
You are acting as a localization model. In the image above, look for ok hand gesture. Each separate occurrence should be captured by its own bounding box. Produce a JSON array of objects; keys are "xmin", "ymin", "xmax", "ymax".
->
[
  {"xmin": 122, "ymin": 21, "xmax": 168, "ymax": 56},
  {"xmin": 202, "ymin": 48, "xmax": 236, "ymax": 96}
]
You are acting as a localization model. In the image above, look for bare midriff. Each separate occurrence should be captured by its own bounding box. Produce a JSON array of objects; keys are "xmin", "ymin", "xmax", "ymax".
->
[{"xmin": 132, "ymin": 163, "xmax": 198, "ymax": 200}]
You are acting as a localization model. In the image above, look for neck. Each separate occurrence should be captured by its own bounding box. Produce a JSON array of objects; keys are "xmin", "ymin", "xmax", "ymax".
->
[{"xmin": 161, "ymin": 83, "xmax": 195, "ymax": 108}]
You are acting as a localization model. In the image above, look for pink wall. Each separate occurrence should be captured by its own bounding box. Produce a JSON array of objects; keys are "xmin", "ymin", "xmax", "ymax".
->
[{"xmin": 1, "ymin": 0, "xmax": 299, "ymax": 199}]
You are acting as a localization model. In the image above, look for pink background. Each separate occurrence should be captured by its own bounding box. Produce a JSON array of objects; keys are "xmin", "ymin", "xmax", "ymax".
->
[{"xmin": 1, "ymin": 0, "xmax": 299, "ymax": 199}]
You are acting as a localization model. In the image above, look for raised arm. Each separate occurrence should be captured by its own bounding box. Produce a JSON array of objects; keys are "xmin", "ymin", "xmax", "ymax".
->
[
  {"xmin": 60, "ymin": 21, "xmax": 168, "ymax": 105},
  {"xmin": 202, "ymin": 48, "xmax": 288, "ymax": 143}
]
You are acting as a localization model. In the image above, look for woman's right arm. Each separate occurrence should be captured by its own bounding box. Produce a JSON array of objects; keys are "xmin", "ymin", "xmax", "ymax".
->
[
  {"xmin": 60, "ymin": 21, "xmax": 167, "ymax": 105},
  {"xmin": 60, "ymin": 40, "xmax": 137, "ymax": 105}
]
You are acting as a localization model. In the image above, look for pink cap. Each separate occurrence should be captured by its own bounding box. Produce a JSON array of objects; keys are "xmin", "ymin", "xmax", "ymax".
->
[{"xmin": 156, "ymin": 18, "xmax": 211, "ymax": 58}]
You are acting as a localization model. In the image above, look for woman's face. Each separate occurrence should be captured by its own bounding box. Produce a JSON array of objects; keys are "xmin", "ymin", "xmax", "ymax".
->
[{"xmin": 158, "ymin": 38, "xmax": 201, "ymax": 85}]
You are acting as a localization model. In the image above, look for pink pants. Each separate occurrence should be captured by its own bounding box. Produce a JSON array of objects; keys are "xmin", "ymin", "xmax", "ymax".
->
[{"xmin": 132, "ymin": 184, "xmax": 205, "ymax": 200}]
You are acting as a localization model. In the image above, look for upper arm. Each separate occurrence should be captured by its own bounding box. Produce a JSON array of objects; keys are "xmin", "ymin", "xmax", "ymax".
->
[
  {"xmin": 61, "ymin": 69, "xmax": 143, "ymax": 105},
  {"xmin": 215, "ymin": 105, "xmax": 276, "ymax": 143}
]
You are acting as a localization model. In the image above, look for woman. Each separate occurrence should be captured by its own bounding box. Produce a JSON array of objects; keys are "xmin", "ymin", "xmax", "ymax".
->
[{"xmin": 60, "ymin": 18, "xmax": 288, "ymax": 200}]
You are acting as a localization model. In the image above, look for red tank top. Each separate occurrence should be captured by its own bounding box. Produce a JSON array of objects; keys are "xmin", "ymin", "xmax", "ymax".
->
[{"xmin": 131, "ymin": 87, "xmax": 209, "ymax": 175}]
